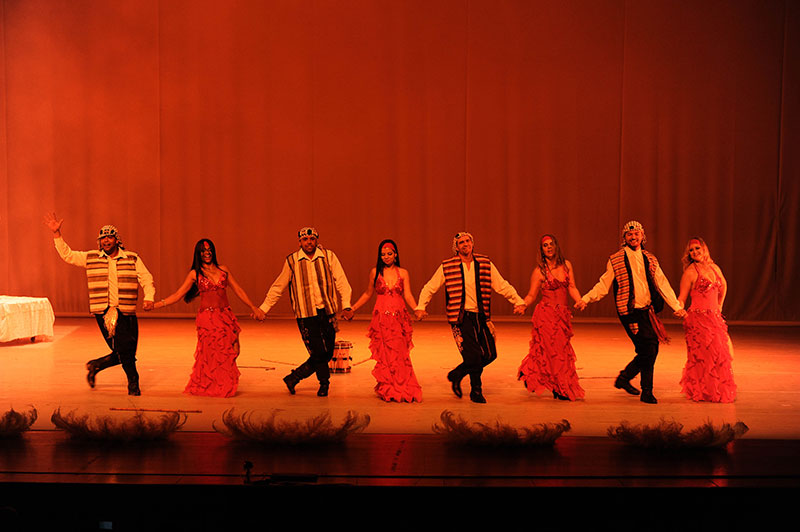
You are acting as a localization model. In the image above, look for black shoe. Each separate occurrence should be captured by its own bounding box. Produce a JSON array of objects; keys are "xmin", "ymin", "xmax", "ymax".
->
[
  {"xmin": 283, "ymin": 372, "xmax": 300, "ymax": 395},
  {"xmin": 469, "ymin": 389, "xmax": 487, "ymax": 403},
  {"xmin": 553, "ymin": 390, "xmax": 570, "ymax": 401},
  {"xmin": 640, "ymin": 391, "xmax": 658, "ymax": 404},
  {"xmin": 614, "ymin": 374, "xmax": 640, "ymax": 396},
  {"xmin": 317, "ymin": 382, "xmax": 329, "ymax": 397},
  {"xmin": 127, "ymin": 382, "xmax": 141, "ymax": 396},
  {"xmin": 447, "ymin": 373, "xmax": 463, "ymax": 399},
  {"xmin": 86, "ymin": 361, "xmax": 99, "ymax": 389}
]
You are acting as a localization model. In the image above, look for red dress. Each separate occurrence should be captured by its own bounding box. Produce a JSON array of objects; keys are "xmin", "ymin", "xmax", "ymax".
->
[
  {"xmin": 367, "ymin": 275, "xmax": 422, "ymax": 402},
  {"xmin": 184, "ymin": 271, "xmax": 241, "ymax": 397},
  {"xmin": 517, "ymin": 269, "xmax": 585, "ymax": 400},
  {"xmin": 680, "ymin": 267, "xmax": 736, "ymax": 402}
]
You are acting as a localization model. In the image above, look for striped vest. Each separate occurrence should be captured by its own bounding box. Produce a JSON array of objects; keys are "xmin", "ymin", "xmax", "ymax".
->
[
  {"xmin": 286, "ymin": 249, "xmax": 340, "ymax": 318},
  {"xmin": 442, "ymin": 254, "xmax": 492, "ymax": 324},
  {"xmin": 610, "ymin": 248, "xmax": 664, "ymax": 316},
  {"xmin": 86, "ymin": 251, "xmax": 140, "ymax": 315}
]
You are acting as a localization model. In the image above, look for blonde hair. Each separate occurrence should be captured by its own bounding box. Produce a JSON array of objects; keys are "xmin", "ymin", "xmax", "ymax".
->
[{"xmin": 682, "ymin": 237, "xmax": 713, "ymax": 270}]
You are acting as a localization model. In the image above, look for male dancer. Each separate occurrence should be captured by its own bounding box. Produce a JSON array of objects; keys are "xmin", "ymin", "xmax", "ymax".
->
[
  {"xmin": 416, "ymin": 232, "xmax": 525, "ymax": 403},
  {"xmin": 257, "ymin": 227, "xmax": 353, "ymax": 397},
  {"xmin": 576, "ymin": 220, "xmax": 686, "ymax": 404},
  {"xmin": 45, "ymin": 212, "xmax": 155, "ymax": 395}
]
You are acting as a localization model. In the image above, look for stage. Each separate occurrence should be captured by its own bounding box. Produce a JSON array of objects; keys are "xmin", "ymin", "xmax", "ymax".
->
[
  {"xmin": 2, "ymin": 316, "xmax": 798, "ymax": 437},
  {"xmin": 1, "ymin": 317, "xmax": 799, "ymax": 527}
]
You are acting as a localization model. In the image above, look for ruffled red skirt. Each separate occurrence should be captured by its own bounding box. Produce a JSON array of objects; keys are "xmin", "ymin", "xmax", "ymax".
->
[
  {"xmin": 680, "ymin": 310, "xmax": 736, "ymax": 403},
  {"xmin": 518, "ymin": 303, "xmax": 585, "ymax": 400},
  {"xmin": 184, "ymin": 307, "xmax": 241, "ymax": 398},
  {"xmin": 367, "ymin": 308, "xmax": 421, "ymax": 403}
]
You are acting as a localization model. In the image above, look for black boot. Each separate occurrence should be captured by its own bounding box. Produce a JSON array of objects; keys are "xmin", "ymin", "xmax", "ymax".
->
[
  {"xmin": 317, "ymin": 382, "xmax": 329, "ymax": 397},
  {"xmin": 552, "ymin": 390, "xmax": 570, "ymax": 401},
  {"xmin": 127, "ymin": 381, "xmax": 141, "ymax": 396},
  {"xmin": 86, "ymin": 361, "xmax": 100, "ymax": 389},
  {"xmin": 640, "ymin": 390, "xmax": 658, "ymax": 404},
  {"xmin": 469, "ymin": 387, "xmax": 487, "ymax": 403},
  {"xmin": 614, "ymin": 372, "xmax": 640, "ymax": 396},
  {"xmin": 283, "ymin": 371, "xmax": 301, "ymax": 395},
  {"xmin": 447, "ymin": 370, "xmax": 464, "ymax": 399}
]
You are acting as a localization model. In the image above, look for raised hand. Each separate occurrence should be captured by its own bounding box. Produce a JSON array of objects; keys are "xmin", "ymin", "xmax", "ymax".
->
[{"xmin": 44, "ymin": 212, "xmax": 64, "ymax": 236}]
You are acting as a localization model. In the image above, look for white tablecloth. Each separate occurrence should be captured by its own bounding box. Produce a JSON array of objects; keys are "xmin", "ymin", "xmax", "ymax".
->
[{"xmin": 0, "ymin": 296, "xmax": 56, "ymax": 342}]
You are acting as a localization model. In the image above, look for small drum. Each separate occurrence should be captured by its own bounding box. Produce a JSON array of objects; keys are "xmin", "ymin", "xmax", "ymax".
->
[{"xmin": 329, "ymin": 340, "xmax": 353, "ymax": 373}]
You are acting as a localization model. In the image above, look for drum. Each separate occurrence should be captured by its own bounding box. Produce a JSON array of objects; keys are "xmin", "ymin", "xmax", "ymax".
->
[{"xmin": 329, "ymin": 340, "xmax": 353, "ymax": 373}]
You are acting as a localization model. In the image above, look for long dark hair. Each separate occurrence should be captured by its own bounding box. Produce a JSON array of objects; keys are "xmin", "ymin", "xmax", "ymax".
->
[
  {"xmin": 184, "ymin": 239, "xmax": 219, "ymax": 303},
  {"xmin": 537, "ymin": 234, "xmax": 567, "ymax": 276},
  {"xmin": 373, "ymin": 239, "xmax": 400, "ymax": 286}
]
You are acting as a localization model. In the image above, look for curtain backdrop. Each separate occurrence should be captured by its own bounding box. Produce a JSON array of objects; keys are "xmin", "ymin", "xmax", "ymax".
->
[{"xmin": 1, "ymin": 0, "xmax": 797, "ymax": 321}]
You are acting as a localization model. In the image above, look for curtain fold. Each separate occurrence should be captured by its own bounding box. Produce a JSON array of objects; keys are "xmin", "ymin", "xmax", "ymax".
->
[{"xmin": 1, "ymin": 0, "xmax": 797, "ymax": 321}]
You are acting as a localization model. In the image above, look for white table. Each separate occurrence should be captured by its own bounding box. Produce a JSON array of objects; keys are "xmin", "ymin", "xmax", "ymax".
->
[{"xmin": 0, "ymin": 296, "xmax": 56, "ymax": 342}]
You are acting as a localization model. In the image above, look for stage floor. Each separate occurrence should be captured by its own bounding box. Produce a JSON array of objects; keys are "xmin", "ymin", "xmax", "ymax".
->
[
  {"xmin": 1, "ymin": 317, "xmax": 799, "ymax": 492},
  {"xmin": 1, "ymin": 317, "xmax": 798, "ymax": 438}
]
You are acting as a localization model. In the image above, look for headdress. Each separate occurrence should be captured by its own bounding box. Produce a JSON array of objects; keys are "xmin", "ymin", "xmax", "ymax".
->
[
  {"xmin": 97, "ymin": 225, "xmax": 123, "ymax": 249},
  {"xmin": 298, "ymin": 227, "xmax": 319, "ymax": 239},
  {"xmin": 621, "ymin": 220, "xmax": 646, "ymax": 246}
]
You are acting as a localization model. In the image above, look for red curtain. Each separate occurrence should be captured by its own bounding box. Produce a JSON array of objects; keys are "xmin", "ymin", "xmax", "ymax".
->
[{"xmin": 1, "ymin": 0, "xmax": 797, "ymax": 321}]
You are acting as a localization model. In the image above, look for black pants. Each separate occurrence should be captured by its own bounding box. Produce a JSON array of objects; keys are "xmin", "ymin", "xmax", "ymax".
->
[
  {"xmin": 91, "ymin": 309, "xmax": 139, "ymax": 385},
  {"xmin": 295, "ymin": 309, "xmax": 337, "ymax": 384},
  {"xmin": 619, "ymin": 308, "xmax": 659, "ymax": 393},
  {"xmin": 449, "ymin": 312, "xmax": 497, "ymax": 389}
]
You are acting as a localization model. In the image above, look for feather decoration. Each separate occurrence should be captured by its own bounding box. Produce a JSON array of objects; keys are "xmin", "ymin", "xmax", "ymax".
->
[
  {"xmin": 213, "ymin": 408, "xmax": 370, "ymax": 444},
  {"xmin": 432, "ymin": 410, "xmax": 570, "ymax": 446},
  {"xmin": 0, "ymin": 406, "xmax": 38, "ymax": 437},
  {"xmin": 50, "ymin": 408, "xmax": 186, "ymax": 442},
  {"xmin": 607, "ymin": 417, "xmax": 748, "ymax": 449}
]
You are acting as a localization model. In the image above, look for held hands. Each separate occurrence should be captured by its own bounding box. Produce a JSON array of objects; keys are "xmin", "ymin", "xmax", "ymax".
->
[
  {"xmin": 251, "ymin": 308, "xmax": 267, "ymax": 321},
  {"xmin": 513, "ymin": 304, "xmax": 527, "ymax": 315},
  {"xmin": 674, "ymin": 309, "xmax": 687, "ymax": 319},
  {"xmin": 574, "ymin": 300, "xmax": 587, "ymax": 311},
  {"xmin": 142, "ymin": 300, "xmax": 154, "ymax": 311},
  {"xmin": 340, "ymin": 308, "xmax": 355, "ymax": 321},
  {"xmin": 414, "ymin": 309, "xmax": 428, "ymax": 321}
]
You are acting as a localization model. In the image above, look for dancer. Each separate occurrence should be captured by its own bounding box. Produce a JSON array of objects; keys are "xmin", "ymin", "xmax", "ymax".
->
[
  {"xmin": 45, "ymin": 212, "xmax": 154, "ymax": 396},
  {"xmin": 576, "ymin": 220, "xmax": 686, "ymax": 404},
  {"xmin": 256, "ymin": 227, "xmax": 353, "ymax": 397},
  {"xmin": 416, "ymin": 232, "xmax": 525, "ymax": 403},
  {"xmin": 677, "ymin": 237, "xmax": 736, "ymax": 402},
  {"xmin": 516, "ymin": 234, "xmax": 585, "ymax": 401},
  {"xmin": 351, "ymin": 239, "xmax": 422, "ymax": 402},
  {"xmin": 149, "ymin": 239, "xmax": 263, "ymax": 397}
]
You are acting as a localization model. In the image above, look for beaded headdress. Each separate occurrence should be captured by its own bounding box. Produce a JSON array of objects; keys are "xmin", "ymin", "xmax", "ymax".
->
[{"xmin": 298, "ymin": 227, "xmax": 319, "ymax": 239}]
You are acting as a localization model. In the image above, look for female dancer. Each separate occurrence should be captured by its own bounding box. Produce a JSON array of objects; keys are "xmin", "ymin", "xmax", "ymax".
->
[
  {"xmin": 516, "ymin": 234, "xmax": 585, "ymax": 400},
  {"xmin": 351, "ymin": 239, "xmax": 422, "ymax": 402},
  {"xmin": 151, "ymin": 239, "xmax": 263, "ymax": 397},
  {"xmin": 677, "ymin": 237, "xmax": 736, "ymax": 402}
]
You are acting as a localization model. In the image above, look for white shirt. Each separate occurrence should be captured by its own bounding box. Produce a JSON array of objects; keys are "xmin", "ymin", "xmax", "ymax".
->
[
  {"xmin": 416, "ymin": 258, "xmax": 525, "ymax": 311},
  {"xmin": 54, "ymin": 236, "xmax": 156, "ymax": 304},
  {"xmin": 581, "ymin": 246, "xmax": 682, "ymax": 312},
  {"xmin": 259, "ymin": 247, "xmax": 353, "ymax": 314}
]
